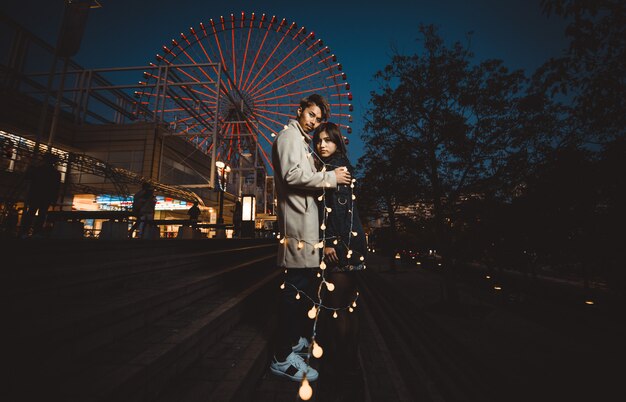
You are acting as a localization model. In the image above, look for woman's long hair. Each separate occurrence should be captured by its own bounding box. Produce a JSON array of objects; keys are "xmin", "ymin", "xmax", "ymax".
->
[{"xmin": 312, "ymin": 122, "xmax": 347, "ymax": 170}]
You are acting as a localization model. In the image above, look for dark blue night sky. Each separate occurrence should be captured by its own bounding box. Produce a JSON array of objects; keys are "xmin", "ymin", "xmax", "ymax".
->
[{"xmin": 2, "ymin": 0, "xmax": 569, "ymax": 162}]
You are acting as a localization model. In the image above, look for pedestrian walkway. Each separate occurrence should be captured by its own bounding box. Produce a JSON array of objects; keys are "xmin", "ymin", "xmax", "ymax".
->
[
  {"xmin": 5, "ymin": 240, "xmax": 623, "ymax": 401},
  {"xmin": 366, "ymin": 253, "xmax": 625, "ymax": 402}
]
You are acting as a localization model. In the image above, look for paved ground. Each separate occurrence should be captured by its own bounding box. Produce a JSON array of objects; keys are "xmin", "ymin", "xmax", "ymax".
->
[{"xmin": 368, "ymin": 253, "xmax": 625, "ymax": 402}]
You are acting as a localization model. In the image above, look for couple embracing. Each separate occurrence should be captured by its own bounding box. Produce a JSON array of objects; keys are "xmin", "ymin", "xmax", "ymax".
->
[{"xmin": 270, "ymin": 93, "xmax": 367, "ymax": 390}]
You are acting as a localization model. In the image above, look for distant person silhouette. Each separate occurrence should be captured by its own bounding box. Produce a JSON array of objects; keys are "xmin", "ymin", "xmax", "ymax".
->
[
  {"xmin": 1, "ymin": 204, "xmax": 19, "ymax": 238},
  {"xmin": 19, "ymin": 152, "xmax": 61, "ymax": 238},
  {"xmin": 129, "ymin": 182, "xmax": 157, "ymax": 238},
  {"xmin": 187, "ymin": 201, "xmax": 200, "ymax": 225},
  {"xmin": 233, "ymin": 200, "xmax": 242, "ymax": 237}
]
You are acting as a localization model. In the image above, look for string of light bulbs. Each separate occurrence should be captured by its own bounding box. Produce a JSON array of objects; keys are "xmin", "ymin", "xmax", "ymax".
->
[{"xmin": 276, "ymin": 148, "xmax": 365, "ymax": 400}]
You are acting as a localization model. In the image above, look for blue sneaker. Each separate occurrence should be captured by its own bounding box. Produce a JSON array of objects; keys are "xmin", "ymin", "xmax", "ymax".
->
[
  {"xmin": 270, "ymin": 352, "xmax": 318, "ymax": 382},
  {"xmin": 292, "ymin": 336, "xmax": 311, "ymax": 356}
]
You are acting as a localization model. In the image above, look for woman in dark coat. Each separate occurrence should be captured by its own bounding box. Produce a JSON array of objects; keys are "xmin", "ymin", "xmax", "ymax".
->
[{"xmin": 313, "ymin": 122, "xmax": 367, "ymax": 392}]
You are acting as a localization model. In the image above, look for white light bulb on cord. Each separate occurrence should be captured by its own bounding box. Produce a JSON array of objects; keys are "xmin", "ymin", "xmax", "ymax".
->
[
  {"xmin": 312, "ymin": 341, "xmax": 324, "ymax": 358},
  {"xmin": 299, "ymin": 378, "xmax": 313, "ymax": 400}
]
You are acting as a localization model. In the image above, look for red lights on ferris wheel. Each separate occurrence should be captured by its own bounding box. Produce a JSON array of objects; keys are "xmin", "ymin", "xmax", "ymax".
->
[{"xmin": 138, "ymin": 11, "xmax": 354, "ymax": 173}]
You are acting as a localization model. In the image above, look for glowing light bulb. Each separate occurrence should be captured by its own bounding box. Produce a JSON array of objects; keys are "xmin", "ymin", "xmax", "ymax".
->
[
  {"xmin": 320, "ymin": 223, "xmax": 326, "ymax": 230},
  {"xmin": 349, "ymin": 307, "xmax": 354, "ymax": 313},
  {"xmin": 350, "ymin": 184, "xmax": 355, "ymax": 188},
  {"xmin": 326, "ymin": 207, "xmax": 332, "ymax": 213},
  {"xmin": 316, "ymin": 272, "xmax": 321, "ymax": 278},
  {"xmin": 312, "ymin": 341, "xmax": 323, "ymax": 358},
  {"xmin": 299, "ymin": 378, "xmax": 313, "ymax": 400},
  {"xmin": 297, "ymin": 241, "xmax": 304, "ymax": 249},
  {"xmin": 279, "ymin": 238, "xmax": 285, "ymax": 244},
  {"xmin": 352, "ymin": 301, "xmax": 357, "ymax": 307},
  {"xmin": 352, "ymin": 178, "xmax": 356, "ymax": 183},
  {"xmin": 280, "ymin": 282, "xmax": 285, "ymax": 289},
  {"xmin": 276, "ymin": 234, "xmax": 281, "ymax": 239},
  {"xmin": 320, "ymin": 261, "xmax": 326, "ymax": 270},
  {"xmin": 308, "ymin": 306, "xmax": 317, "ymax": 319},
  {"xmin": 352, "ymin": 231, "xmax": 358, "ymax": 237},
  {"xmin": 360, "ymin": 256, "xmax": 365, "ymax": 261},
  {"xmin": 352, "ymin": 194, "xmax": 356, "ymax": 200},
  {"xmin": 333, "ymin": 311, "xmax": 338, "ymax": 318},
  {"xmin": 326, "ymin": 282, "xmax": 335, "ymax": 292},
  {"xmin": 317, "ymin": 241, "xmax": 324, "ymax": 248},
  {"xmin": 318, "ymin": 195, "xmax": 324, "ymax": 201},
  {"xmin": 333, "ymin": 239, "xmax": 338, "ymax": 245},
  {"xmin": 296, "ymin": 293, "xmax": 301, "ymax": 300}
]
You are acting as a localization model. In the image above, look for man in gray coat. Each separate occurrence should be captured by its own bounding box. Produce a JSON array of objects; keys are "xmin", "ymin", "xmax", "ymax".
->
[{"xmin": 270, "ymin": 94, "xmax": 352, "ymax": 382}]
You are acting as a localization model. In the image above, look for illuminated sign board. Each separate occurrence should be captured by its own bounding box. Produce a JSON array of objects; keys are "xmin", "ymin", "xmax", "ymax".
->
[{"xmin": 95, "ymin": 195, "xmax": 193, "ymax": 211}]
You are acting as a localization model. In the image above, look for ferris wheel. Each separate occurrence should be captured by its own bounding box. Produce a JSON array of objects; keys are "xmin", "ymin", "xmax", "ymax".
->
[{"xmin": 136, "ymin": 12, "xmax": 353, "ymax": 175}]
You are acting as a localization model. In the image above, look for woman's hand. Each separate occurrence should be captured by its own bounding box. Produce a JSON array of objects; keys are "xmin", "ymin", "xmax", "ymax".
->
[{"xmin": 324, "ymin": 247, "xmax": 338, "ymax": 264}]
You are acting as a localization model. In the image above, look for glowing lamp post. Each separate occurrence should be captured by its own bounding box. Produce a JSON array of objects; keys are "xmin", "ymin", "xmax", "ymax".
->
[{"xmin": 241, "ymin": 194, "xmax": 256, "ymax": 238}]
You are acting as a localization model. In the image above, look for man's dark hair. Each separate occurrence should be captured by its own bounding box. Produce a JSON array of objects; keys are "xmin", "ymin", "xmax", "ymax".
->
[{"xmin": 299, "ymin": 94, "xmax": 330, "ymax": 120}]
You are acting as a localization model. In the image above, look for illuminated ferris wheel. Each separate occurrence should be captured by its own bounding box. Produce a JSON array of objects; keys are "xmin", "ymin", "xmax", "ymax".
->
[{"xmin": 136, "ymin": 12, "xmax": 353, "ymax": 174}]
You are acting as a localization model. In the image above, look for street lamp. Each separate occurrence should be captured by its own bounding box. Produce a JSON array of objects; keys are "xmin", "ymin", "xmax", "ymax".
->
[
  {"xmin": 215, "ymin": 161, "xmax": 231, "ymax": 225},
  {"xmin": 241, "ymin": 194, "xmax": 256, "ymax": 238}
]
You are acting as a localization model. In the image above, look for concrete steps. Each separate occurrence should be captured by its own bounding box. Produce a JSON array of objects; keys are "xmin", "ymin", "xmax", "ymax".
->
[
  {"xmin": 4, "ymin": 239, "xmax": 279, "ymax": 402},
  {"xmin": 154, "ymin": 296, "xmax": 277, "ymax": 402}
]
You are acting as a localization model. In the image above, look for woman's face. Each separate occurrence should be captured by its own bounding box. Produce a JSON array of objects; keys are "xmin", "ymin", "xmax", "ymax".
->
[{"xmin": 316, "ymin": 131, "xmax": 337, "ymax": 158}]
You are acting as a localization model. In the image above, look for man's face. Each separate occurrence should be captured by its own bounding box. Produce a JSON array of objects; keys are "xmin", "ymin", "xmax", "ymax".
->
[{"xmin": 297, "ymin": 105, "xmax": 323, "ymax": 133}]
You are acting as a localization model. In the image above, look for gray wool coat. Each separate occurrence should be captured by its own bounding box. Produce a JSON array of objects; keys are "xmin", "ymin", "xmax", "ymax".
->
[{"xmin": 272, "ymin": 119, "xmax": 338, "ymax": 268}]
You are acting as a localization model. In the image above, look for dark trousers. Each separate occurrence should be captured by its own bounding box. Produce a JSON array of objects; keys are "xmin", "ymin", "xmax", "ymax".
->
[
  {"xmin": 19, "ymin": 200, "xmax": 51, "ymax": 236},
  {"xmin": 274, "ymin": 268, "xmax": 319, "ymax": 360}
]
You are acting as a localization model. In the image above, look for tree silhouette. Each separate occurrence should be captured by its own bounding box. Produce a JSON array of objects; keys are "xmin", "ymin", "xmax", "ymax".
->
[
  {"xmin": 537, "ymin": 0, "xmax": 626, "ymax": 143},
  {"xmin": 361, "ymin": 25, "xmax": 534, "ymax": 303}
]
